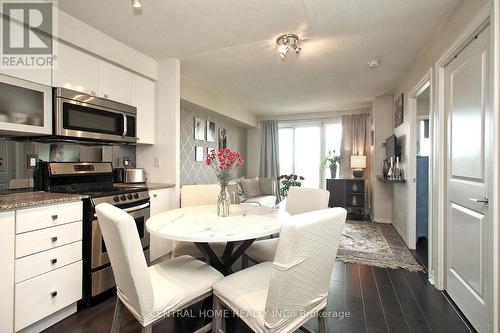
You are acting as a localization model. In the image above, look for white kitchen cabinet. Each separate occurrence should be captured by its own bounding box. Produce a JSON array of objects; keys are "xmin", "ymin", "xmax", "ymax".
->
[
  {"xmin": 52, "ymin": 42, "xmax": 99, "ymax": 96},
  {"xmin": 0, "ymin": 69, "xmax": 51, "ymax": 87},
  {"xmin": 98, "ymin": 61, "xmax": 133, "ymax": 105},
  {"xmin": 1, "ymin": 201, "xmax": 83, "ymax": 333},
  {"xmin": 149, "ymin": 188, "xmax": 175, "ymax": 261},
  {"xmin": 133, "ymin": 74, "xmax": 156, "ymax": 144},
  {"xmin": 0, "ymin": 16, "xmax": 51, "ymax": 86},
  {"xmin": 0, "ymin": 211, "xmax": 15, "ymax": 333}
]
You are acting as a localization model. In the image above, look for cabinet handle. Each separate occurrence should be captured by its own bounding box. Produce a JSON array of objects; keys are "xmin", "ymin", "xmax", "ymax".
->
[
  {"xmin": 51, "ymin": 236, "xmax": 58, "ymax": 242},
  {"xmin": 51, "ymin": 291, "xmax": 58, "ymax": 297},
  {"xmin": 91, "ymin": 90, "xmax": 96, "ymax": 95},
  {"xmin": 51, "ymin": 214, "xmax": 58, "ymax": 220},
  {"xmin": 51, "ymin": 258, "xmax": 57, "ymax": 264},
  {"xmin": 153, "ymin": 194, "xmax": 157, "ymax": 198},
  {"xmin": 104, "ymin": 93, "xmax": 109, "ymax": 99}
]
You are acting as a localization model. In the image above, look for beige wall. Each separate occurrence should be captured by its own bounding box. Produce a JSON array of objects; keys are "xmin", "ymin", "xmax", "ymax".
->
[
  {"xmin": 137, "ymin": 59, "xmax": 180, "ymax": 196},
  {"xmin": 180, "ymin": 76, "xmax": 257, "ymax": 128},
  {"xmin": 372, "ymin": 96, "xmax": 394, "ymax": 224},
  {"xmin": 391, "ymin": 0, "xmax": 490, "ymax": 270}
]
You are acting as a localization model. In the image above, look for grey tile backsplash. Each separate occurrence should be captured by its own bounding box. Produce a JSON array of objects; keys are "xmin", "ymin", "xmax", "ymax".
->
[{"xmin": 0, "ymin": 138, "xmax": 136, "ymax": 190}]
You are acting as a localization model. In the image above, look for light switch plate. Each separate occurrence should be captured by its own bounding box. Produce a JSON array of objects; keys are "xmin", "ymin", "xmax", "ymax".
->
[{"xmin": 154, "ymin": 156, "xmax": 160, "ymax": 168}]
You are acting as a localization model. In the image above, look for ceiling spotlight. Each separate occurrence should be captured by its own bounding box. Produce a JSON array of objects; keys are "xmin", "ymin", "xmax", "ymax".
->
[
  {"xmin": 132, "ymin": 0, "xmax": 142, "ymax": 8},
  {"xmin": 367, "ymin": 58, "xmax": 382, "ymax": 70},
  {"xmin": 276, "ymin": 33, "xmax": 301, "ymax": 60}
]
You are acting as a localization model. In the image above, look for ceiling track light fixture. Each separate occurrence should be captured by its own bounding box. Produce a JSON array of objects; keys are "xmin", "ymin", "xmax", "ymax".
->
[
  {"xmin": 132, "ymin": 0, "xmax": 142, "ymax": 9},
  {"xmin": 276, "ymin": 33, "xmax": 301, "ymax": 60}
]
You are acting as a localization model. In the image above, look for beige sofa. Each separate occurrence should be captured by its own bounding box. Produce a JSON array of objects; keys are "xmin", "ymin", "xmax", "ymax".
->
[{"xmin": 227, "ymin": 177, "xmax": 277, "ymax": 207}]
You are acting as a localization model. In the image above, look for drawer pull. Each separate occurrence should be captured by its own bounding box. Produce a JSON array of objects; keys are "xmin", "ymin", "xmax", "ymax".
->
[
  {"xmin": 51, "ymin": 291, "xmax": 58, "ymax": 297},
  {"xmin": 51, "ymin": 258, "xmax": 57, "ymax": 264},
  {"xmin": 51, "ymin": 236, "xmax": 58, "ymax": 242},
  {"xmin": 51, "ymin": 215, "xmax": 58, "ymax": 220}
]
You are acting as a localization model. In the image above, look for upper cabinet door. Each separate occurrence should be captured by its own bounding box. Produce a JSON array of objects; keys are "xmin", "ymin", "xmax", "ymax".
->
[
  {"xmin": 133, "ymin": 74, "xmax": 155, "ymax": 144},
  {"xmin": 0, "ymin": 16, "xmax": 51, "ymax": 86},
  {"xmin": 52, "ymin": 43, "xmax": 99, "ymax": 96},
  {"xmin": 98, "ymin": 62, "xmax": 133, "ymax": 105}
]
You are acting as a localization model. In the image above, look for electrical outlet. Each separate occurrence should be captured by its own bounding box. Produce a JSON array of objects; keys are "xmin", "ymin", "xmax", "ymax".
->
[
  {"xmin": 154, "ymin": 156, "xmax": 160, "ymax": 168},
  {"xmin": 27, "ymin": 154, "xmax": 38, "ymax": 169}
]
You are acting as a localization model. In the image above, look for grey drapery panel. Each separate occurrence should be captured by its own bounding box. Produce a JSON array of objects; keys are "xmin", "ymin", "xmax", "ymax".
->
[
  {"xmin": 259, "ymin": 120, "xmax": 280, "ymax": 202},
  {"xmin": 340, "ymin": 114, "xmax": 373, "ymax": 214},
  {"xmin": 259, "ymin": 120, "xmax": 280, "ymax": 178}
]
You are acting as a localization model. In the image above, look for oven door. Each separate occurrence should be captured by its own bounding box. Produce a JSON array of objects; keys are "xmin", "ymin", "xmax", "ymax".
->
[
  {"xmin": 55, "ymin": 96, "xmax": 137, "ymax": 143},
  {"xmin": 91, "ymin": 201, "xmax": 150, "ymax": 270}
]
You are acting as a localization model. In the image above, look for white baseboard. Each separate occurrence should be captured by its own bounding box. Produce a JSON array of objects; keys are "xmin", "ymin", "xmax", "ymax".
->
[
  {"xmin": 391, "ymin": 222, "xmax": 410, "ymax": 248},
  {"xmin": 373, "ymin": 217, "xmax": 392, "ymax": 224},
  {"xmin": 18, "ymin": 303, "xmax": 77, "ymax": 333}
]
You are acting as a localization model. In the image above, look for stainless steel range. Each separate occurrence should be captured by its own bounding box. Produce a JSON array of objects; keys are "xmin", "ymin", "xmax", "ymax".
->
[{"xmin": 35, "ymin": 161, "xmax": 150, "ymax": 306}]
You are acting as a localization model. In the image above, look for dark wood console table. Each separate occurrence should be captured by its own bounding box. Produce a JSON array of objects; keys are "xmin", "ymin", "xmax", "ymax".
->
[{"xmin": 326, "ymin": 178, "xmax": 369, "ymax": 221}]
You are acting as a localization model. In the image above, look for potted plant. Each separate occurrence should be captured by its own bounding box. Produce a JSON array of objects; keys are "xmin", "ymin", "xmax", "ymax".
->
[
  {"xmin": 277, "ymin": 174, "xmax": 304, "ymax": 198},
  {"xmin": 205, "ymin": 148, "xmax": 244, "ymax": 217},
  {"xmin": 322, "ymin": 149, "xmax": 342, "ymax": 179}
]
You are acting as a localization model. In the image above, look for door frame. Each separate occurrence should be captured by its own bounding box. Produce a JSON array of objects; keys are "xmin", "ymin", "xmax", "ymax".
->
[
  {"xmin": 408, "ymin": 71, "xmax": 434, "ymax": 283},
  {"xmin": 434, "ymin": 3, "xmax": 491, "ymax": 292}
]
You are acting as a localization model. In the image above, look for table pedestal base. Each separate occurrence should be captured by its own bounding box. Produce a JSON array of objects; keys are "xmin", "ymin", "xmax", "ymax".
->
[{"xmin": 195, "ymin": 239, "xmax": 256, "ymax": 276}]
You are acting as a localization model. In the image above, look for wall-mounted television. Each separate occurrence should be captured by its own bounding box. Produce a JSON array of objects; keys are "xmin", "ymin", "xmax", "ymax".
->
[{"xmin": 386, "ymin": 135, "xmax": 401, "ymax": 159}]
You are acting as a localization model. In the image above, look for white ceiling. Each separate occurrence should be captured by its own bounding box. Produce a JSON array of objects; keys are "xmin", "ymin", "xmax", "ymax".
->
[{"xmin": 58, "ymin": 0, "xmax": 456, "ymax": 115}]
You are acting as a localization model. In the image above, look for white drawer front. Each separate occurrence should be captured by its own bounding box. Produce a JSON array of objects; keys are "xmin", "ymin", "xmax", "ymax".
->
[
  {"xmin": 16, "ymin": 201, "xmax": 83, "ymax": 234},
  {"xmin": 15, "ymin": 261, "xmax": 82, "ymax": 331},
  {"xmin": 15, "ymin": 241, "xmax": 82, "ymax": 283},
  {"xmin": 15, "ymin": 221, "xmax": 82, "ymax": 258}
]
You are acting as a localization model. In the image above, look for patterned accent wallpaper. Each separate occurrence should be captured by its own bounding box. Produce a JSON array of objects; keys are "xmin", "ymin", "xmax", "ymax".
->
[{"xmin": 180, "ymin": 99, "xmax": 247, "ymax": 186}]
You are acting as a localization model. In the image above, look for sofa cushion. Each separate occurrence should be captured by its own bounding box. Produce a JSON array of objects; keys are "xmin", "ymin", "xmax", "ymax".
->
[
  {"xmin": 240, "ymin": 177, "xmax": 262, "ymax": 198},
  {"xmin": 243, "ymin": 195, "xmax": 276, "ymax": 207}
]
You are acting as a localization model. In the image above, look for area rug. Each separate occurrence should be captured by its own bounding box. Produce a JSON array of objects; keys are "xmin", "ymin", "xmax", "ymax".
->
[{"xmin": 336, "ymin": 221, "xmax": 423, "ymax": 272}]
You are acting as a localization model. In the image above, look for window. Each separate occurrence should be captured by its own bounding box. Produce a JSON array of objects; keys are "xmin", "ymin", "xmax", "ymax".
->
[{"xmin": 278, "ymin": 121, "xmax": 342, "ymax": 188}]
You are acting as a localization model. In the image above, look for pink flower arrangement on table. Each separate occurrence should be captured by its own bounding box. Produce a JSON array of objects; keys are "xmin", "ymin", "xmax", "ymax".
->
[{"xmin": 205, "ymin": 148, "xmax": 244, "ymax": 188}]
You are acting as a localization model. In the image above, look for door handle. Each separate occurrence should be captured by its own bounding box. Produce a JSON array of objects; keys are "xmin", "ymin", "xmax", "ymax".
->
[{"xmin": 470, "ymin": 196, "xmax": 489, "ymax": 207}]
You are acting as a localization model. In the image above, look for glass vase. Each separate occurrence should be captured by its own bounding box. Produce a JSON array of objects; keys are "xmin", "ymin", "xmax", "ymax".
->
[{"xmin": 217, "ymin": 186, "xmax": 231, "ymax": 217}]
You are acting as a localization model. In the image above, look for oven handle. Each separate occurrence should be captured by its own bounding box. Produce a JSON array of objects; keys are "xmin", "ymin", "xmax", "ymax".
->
[
  {"xmin": 122, "ymin": 202, "xmax": 149, "ymax": 213},
  {"xmin": 94, "ymin": 202, "xmax": 150, "ymax": 217}
]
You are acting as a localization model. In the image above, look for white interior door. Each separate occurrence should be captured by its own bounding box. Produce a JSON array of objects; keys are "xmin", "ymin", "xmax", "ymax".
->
[{"xmin": 444, "ymin": 25, "xmax": 492, "ymax": 333}]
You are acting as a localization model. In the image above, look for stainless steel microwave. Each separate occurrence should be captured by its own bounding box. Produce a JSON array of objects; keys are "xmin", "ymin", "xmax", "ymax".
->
[{"xmin": 54, "ymin": 87, "xmax": 137, "ymax": 143}]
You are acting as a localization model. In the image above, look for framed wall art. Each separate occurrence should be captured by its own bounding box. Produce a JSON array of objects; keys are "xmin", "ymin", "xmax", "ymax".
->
[
  {"xmin": 194, "ymin": 117, "xmax": 205, "ymax": 140},
  {"xmin": 394, "ymin": 93, "xmax": 404, "ymax": 128}
]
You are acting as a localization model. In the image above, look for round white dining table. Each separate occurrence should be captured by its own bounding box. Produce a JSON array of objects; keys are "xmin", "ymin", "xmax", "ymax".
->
[{"xmin": 146, "ymin": 204, "xmax": 287, "ymax": 275}]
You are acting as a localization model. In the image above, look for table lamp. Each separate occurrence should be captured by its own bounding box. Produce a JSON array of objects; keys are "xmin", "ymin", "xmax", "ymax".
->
[{"xmin": 351, "ymin": 155, "xmax": 366, "ymax": 178}]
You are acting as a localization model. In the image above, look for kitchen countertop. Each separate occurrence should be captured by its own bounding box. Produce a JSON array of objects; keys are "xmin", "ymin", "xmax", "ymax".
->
[
  {"xmin": 0, "ymin": 191, "xmax": 88, "ymax": 211},
  {"xmin": 113, "ymin": 183, "xmax": 175, "ymax": 190}
]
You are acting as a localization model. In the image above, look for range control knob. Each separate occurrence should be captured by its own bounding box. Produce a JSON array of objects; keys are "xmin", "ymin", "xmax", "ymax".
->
[
  {"xmin": 127, "ymin": 194, "xmax": 133, "ymax": 200},
  {"xmin": 120, "ymin": 195, "xmax": 126, "ymax": 201},
  {"xmin": 113, "ymin": 196, "xmax": 119, "ymax": 202},
  {"xmin": 133, "ymin": 193, "xmax": 139, "ymax": 199}
]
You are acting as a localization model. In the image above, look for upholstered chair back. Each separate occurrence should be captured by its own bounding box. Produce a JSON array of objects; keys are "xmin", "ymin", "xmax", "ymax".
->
[
  {"xmin": 181, "ymin": 184, "xmax": 221, "ymax": 207},
  {"xmin": 285, "ymin": 187, "xmax": 330, "ymax": 215},
  {"xmin": 96, "ymin": 203, "xmax": 154, "ymax": 316},
  {"xmin": 264, "ymin": 208, "xmax": 346, "ymax": 331}
]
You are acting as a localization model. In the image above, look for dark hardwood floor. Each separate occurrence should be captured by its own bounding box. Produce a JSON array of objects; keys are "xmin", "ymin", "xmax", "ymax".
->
[{"xmin": 43, "ymin": 262, "xmax": 475, "ymax": 333}]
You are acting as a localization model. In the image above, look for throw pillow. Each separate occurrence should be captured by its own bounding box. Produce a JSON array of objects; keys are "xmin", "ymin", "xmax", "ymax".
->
[{"xmin": 241, "ymin": 177, "xmax": 262, "ymax": 198}]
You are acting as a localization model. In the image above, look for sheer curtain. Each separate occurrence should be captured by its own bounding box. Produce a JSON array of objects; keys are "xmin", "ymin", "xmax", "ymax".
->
[{"xmin": 340, "ymin": 114, "xmax": 373, "ymax": 214}]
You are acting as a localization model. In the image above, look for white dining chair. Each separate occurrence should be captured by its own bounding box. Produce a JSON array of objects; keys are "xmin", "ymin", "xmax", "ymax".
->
[
  {"xmin": 243, "ymin": 187, "xmax": 330, "ymax": 266},
  {"xmin": 212, "ymin": 208, "xmax": 347, "ymax": 333},
  {"xmin": 173, "ymin": 184, "xmax": 227, "ymax": 258},
  {"xmin": 95, "ymin": 203, "xmax": 223, "ymax": 333}
]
